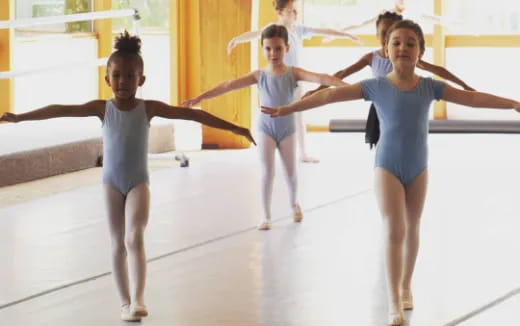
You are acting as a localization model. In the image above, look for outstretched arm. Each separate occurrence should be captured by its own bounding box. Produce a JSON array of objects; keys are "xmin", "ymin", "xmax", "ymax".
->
[
  {"xmin": 418, "ymin": 60, "xmax": 475, "ymax": 90},
  {"xmin": 262, "ymin": 83, "xmax": 364, "ymax": 117},
  {"xmin": 227, "ymin": 29, "xmax": 262, "ymax": 54},
  {"xmin": 293, "ymin": 67, "xmax": 348, "ymax": 87},
  {"xmin": 182, "ymin": 72, "xmax": 258, "ymax": 107},
  {"xmin": 147, "ymin": 101, "xmax": 256, "ymax": 145},
  {"xmin": 311, "ymin": 27, "xmax": 362, "ymax": 44},
  {"xmin": 339, "ymin": 15, "xmax": 378, "ymax": 32},
  {"xmin": 0, "ymin": 100, "xmax": 105, "ymax": 123},
  {"xmin": 303, "ymin": 54, "xmax": 370, "ymax": 98},
  {"xmin": 442, "ymin": 84, "xmax": 520, "ymax": 111}
]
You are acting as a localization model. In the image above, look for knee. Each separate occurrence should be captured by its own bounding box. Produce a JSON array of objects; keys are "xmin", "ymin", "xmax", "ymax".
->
[
  {"xmin": 261, "ymin": 168, "xmax": 275, "ymax": 181},
  {"xmin": 125, "ymin": 229, "xmax": 145, "ymax": 251},
  {"xmin": 384, "ymin": 218, "xmax": 406, "ymax": 244},
  {"xmin": 112, "ymin": 238, "xmax": 127, "ymax": 257}
]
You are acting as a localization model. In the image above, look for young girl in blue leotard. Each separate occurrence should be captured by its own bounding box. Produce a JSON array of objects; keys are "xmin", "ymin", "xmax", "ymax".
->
[
  {"xmin": 184, "ymin": 24, "xmax": 346, "ymax": 230},
  {"xmin": 1, "ymin": 31, "xmax": 255, "ymax": 322},
  {"xmin": 262, "ymin": 20, "xmax": 520, "ymax": 325},
  {"xmin": 306, "ymin": 11, "xmax": 474, "ymax": 148},
  {"xmin": 228, "ymin": 0, "xmax": 361, "ymax": 163}
]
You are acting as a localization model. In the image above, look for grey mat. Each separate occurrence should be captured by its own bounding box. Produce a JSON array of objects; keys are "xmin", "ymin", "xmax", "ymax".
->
[{"xmin": 330, "ymin": 119, "xmax": 520, "ymax": 133}]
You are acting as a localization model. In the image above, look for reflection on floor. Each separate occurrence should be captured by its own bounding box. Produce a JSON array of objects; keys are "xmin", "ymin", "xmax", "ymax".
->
[{"xmin": 1, "ymin": 133, "xmax": 519, "ymax": 326}]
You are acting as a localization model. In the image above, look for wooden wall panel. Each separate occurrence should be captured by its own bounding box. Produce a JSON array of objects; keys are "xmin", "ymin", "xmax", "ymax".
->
[
  {"xmin": 0, "ymin": 0, "xmax": 13, "ymax": 114},
  {"xmin": 199, "ymin": 0, "xmax": 252, "ymax": 149},
  {"xmin": 94, "ymin": 0, "xmax": 112, "ymax": 100}
]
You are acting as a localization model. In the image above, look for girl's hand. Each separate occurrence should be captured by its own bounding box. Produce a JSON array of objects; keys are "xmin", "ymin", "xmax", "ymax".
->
[
  {"xmin": 302, "ymin": 90, "xmax": 317, "ymax": 99},
  {"xmin": 348, "ymin": 35, "xmax": 364, "ymax": 45},
  {"xmin": 261, "ymin": 106, "xmax": 291, "ymax": 117},
  {"xmin": 232, "ymin": 127, "xmax": 256, "ymax": 145},
  {"xmin": 182, "ymin": 97, "xmax": 201, "ymax": 107},
  {"xmin": 322, "ymin": 35, "xmax": 363, "ymax": 45},
  {"xmin": 0, "ymin": 112, "xmax": 19, "ymax": 123},
  {"xmin": 322, "ymin": 36, "xmax": 336, "ymax": 43},
  {"xmin": 227, "ymin": 38, "xmax": 237, "ymax": 55},
  {"xmin": 514, "ymin": 102, "xmax": 520, "ymax": 113}
]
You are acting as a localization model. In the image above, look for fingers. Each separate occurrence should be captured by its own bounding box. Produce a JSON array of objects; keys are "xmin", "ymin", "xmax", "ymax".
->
[
  {"xmin": 0, "ymin": 113, "xmax": 14, "ymax": 122},
  {"xmin": 322, "ymin": 37, "xmax": 334, "ymax": 43},
  {"xmin": 248, "ymin": 133, "xmax": 257, "ymax": 146},
  {"xmin": 260, "ymin": 106, "xmax": 283, "ymax": 117},
  {"xmin": 182, "ymin": 99, "xmax": 197, "ymax": 107},
  {"xmin": 227, "ymin": 41, "xmax": 235, "ymax": 55},
  {"xmin": 302, "ymin": 91, "xmax": 313, "ymax": 99},
  {"xmin": 260, "ymin": 106, "xmax": 275, "ymax": 115}
]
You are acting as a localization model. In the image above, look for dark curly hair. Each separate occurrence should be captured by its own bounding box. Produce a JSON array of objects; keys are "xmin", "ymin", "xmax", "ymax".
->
[
  {"xmin": 376, "ymin": 11, "xmax": 403, "ymax": 27},
  {"xmin": 107, "ymin": 30, "xmax": 144, "ymax": 72}
]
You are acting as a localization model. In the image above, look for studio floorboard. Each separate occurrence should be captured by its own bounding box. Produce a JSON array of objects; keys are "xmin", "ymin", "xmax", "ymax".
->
[{"xmin": 1, "ymin": 133, "xmax": 519, "ymax": 325}]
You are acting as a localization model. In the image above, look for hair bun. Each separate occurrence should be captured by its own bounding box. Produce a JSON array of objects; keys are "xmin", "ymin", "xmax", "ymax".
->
[{"xmin": 114, "ymin": 30, "xmax": 142, "ymax": 54}]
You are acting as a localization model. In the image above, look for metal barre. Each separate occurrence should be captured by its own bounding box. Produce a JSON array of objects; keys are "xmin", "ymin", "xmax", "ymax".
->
[
  {"xmin": 0, "ymin": 9, "xmax": 138, "ymax": 30},
  {"xmin": 0, "ymin": 58, "xmax": 108, "ymax": 80}
]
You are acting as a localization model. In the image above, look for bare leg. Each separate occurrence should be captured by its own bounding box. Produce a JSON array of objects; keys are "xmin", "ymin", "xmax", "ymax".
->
[
  {"xmin": 125, "ymin": 183, "xmax": 150, "ymax": 307},
  {"xmin": 277, "ymin": 134, "xmax": 302, "ymax": 221},
  {"xmin": 402, "ymin": 170, "xmax": 428, "ymax": 309},
  {"xmin": 258, "ymin": 132, "xmax": 277, "ymax": 229},
  {"xmin": 374, "ymin": 168, "xmax": 406, "ymax": 325},
  {"xmin": 103, "ymin": 184, "xmax": 130, "ymax": 307}
]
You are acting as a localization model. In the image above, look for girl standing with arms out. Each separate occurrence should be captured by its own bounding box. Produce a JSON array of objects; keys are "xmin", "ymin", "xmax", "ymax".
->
[
  {"xmin": 184, "ymin": 25, "xmax": 346, "ymax": 230},
  {"xmin": 1, "ymin": 32, "xmax": 255, "ymax": 322},
  {"xmin": 307, "ymin": 11, "xmax": 474, "ymax": 148},
  {"xmin": 228, "ymin": 0, "xmax": 361, "ymax": 163},
  {"xmin": 263, "ymin": 20, "xmax": 520, "ymax": 325},
  {"xmin": 326, "ymin": 0, "xmax": 457, "ymax": 38}
]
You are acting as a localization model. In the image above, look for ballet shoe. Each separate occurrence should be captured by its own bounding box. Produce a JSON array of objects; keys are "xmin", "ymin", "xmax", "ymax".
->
[
  {"xmin": 388, "ymin": 311, "xmax": 405, "ymax": 325},
  {"xmin": 257, "ymin": 219, "xmax": 271, "ymax": 230},
  {"xmin": 402, "ymin": 290, "xmax": 414, "ymax": 310},
  {"xmin": 293, "ymin": 205, "xmax": 303, "ymax": 223},
  {"xmin": 131, "ymin": 303, "xmax": 148, "ymax": 317},
  {"xmin": 121, "ymin": 304, "xmax": 141, "ymax": 322}
]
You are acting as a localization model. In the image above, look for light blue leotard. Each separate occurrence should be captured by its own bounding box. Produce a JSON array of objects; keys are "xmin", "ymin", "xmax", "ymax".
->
[
  {"xmin": 370, "ymin": 50, "xmax": 392, "ymax": 77},
  {"xmin": 102, "ymin": 100, "xmax": 150, "ymax": 195},
  {"xmin": 361, "ymin": 77, "xmax": 445, "ymax": 185},
  {"xmin": 284, "ymin": 24, "xmax": 313, "ymax": 67},
  {"xmin": 258, "ymin": 67, "xmax": 298, "ymax": 144}
]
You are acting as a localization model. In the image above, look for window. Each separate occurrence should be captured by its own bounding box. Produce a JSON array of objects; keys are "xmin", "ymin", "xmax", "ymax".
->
[
  {"xmin": 112, "ymin": 0, "xmax": 169, "ymax": 33},
  {"xmin": 445, "ymin": 0, "xmax": 520, "ymax": 34},
  {"xmin": 15, "ymin": 0, "xmax": 92, "ymax": 34}
]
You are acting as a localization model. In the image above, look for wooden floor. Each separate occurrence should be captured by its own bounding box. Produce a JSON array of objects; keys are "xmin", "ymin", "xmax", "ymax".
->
[{"xmin": 1, "ymin": 133, "xmax": 519, "ymax": 326}]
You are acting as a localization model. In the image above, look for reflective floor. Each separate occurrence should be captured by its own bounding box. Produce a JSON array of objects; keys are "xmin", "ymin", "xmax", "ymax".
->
[{"xmin": 1, "ymin": 133, "xmax": 519, "ymax": 325}]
